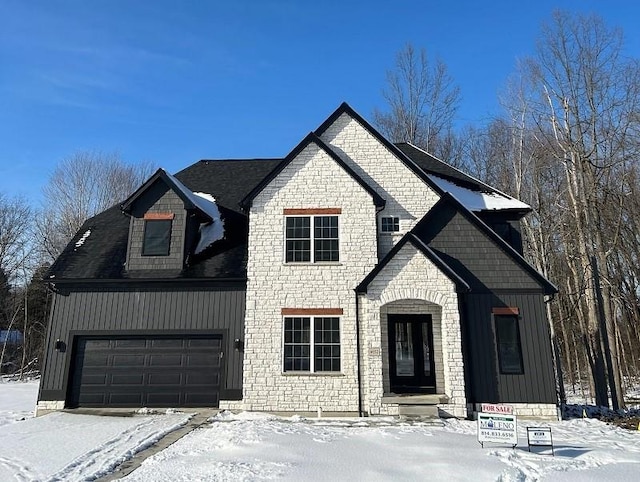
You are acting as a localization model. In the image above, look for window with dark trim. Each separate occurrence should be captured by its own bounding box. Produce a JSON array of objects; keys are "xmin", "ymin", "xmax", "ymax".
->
[
  {"xmin": 142, "ymin": 219, "xmax": 172, "ymax": 256},
  {"xmin": 495, "ymin": 314, "xmax": 524, "ymax": 374},
  {"xmin": 283, "ymin": 316, "xmax": 340, "ymax": 372},
  {"xmin": 381, "ymin": 216, "xmax": 400, "ymax": 232},
  {"xmin": 285, "ymin": 215, "xmax": 339, "ymax": 262}
]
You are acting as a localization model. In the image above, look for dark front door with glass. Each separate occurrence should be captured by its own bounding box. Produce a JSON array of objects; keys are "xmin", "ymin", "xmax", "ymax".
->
[{"xmin": 388, "ymin": 314, "xmax": 435, "ymax": 392}]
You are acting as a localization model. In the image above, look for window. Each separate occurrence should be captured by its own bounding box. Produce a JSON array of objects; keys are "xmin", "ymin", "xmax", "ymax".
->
[
  {"xmin": 142, "ymin": 219, "xmax": 172, "ymax": 256},
  {"xmin": 284, "ymin": 317, "xmax": 340, "ymax": 372},
  {"xmin": 495, "ymin": 315, "xmax": 524, "ymax": 374},
  {"xmin": 381, "ymin": 216, "xmax": 400, "ymax": 233},
  {"xmin": 285, "ymin": 215, "xmax": 339, "ymax": 262}
]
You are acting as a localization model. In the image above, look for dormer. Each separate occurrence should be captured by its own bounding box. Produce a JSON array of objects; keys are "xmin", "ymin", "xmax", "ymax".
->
[{"xmin": 121, "ymin": 169, "xmax": 224, "ymax": 274}]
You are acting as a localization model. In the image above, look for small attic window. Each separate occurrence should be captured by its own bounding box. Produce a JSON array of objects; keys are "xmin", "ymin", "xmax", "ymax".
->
[
  {"xmin": 142, "ymin": 219, "xmax": 172, "ymax": 256},
  {"xmin": 381, "ymin": 216, "xmax": 400, "ymax": 233}
]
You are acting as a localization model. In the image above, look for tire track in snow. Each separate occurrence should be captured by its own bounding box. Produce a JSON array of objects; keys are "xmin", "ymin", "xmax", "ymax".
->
[{"xmin": 0, "ymin": 455, "xmax": 41, "ymax": 481}]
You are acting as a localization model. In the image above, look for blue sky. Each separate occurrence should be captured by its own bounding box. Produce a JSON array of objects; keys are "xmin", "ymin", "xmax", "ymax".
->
[{"xmin": 1, "ymin": 0, "xmax": 638, "ymax": 203}]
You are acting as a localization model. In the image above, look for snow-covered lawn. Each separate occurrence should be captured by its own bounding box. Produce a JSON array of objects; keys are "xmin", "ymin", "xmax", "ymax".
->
[
  {"xmin": 0, "ymin": 379, "xmax": 191, "ymax": 481},
  {"xmin": 0, "ymin": 379, "xmax": 639, "ymax": 481}
]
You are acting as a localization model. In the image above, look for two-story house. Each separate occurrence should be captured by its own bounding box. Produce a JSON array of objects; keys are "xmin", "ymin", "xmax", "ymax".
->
[{"xmin": 37, "ymin": 103, "xmax": 559, "ymax": 419}]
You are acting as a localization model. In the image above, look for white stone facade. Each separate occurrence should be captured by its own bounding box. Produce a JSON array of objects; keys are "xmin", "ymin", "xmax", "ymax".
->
[
  {"xmin": 319, "ymin": 113, "xmax": 441, "ymax": 257},
  {"xmin": 360, "ymin": 243, "xmax": 467, "ymax": 418},
  {"xmin": 241, "ymin": 111, "xmax": 468, "ymax": 416},
  {"xmin": 241, "ymin": 141, "xmax": 379, "ymax": 412}
]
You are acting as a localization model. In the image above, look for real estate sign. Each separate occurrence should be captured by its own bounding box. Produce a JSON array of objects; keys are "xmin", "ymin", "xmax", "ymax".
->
[{"xmin": 477, "ymin": 412, "xmax": 518, "ymax": 446}]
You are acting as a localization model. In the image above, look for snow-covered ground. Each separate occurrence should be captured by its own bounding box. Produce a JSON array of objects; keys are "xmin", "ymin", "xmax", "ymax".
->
[
  {"xmin": 0, "ymin": 378, "xmax": 191, "ymax": 481},
  {"xmin": 0, "ymin": 379, "xmax": 639, "ymax": 481}
]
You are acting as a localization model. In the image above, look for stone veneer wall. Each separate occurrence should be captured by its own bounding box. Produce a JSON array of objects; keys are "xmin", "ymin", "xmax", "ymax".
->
[
  {"xmin": 319, "ymin": 113, "xmax": 440, "ymax": 257},
  {"xmin": 361, "ymin": 243, "xmax": 467, "ymax": 417},
  {"xmin": 241, "ymin": 142, "xmax": 379, "ymax": 412}
]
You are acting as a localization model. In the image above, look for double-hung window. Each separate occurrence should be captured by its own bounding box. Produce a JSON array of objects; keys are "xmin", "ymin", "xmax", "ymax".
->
[
  {"xmin": 283, "ymin": 316, "xmax": 341, "ymax": 372},
  {"xmin": 285, "ymin": 212, "xmax": 339, "ymax": 263}
]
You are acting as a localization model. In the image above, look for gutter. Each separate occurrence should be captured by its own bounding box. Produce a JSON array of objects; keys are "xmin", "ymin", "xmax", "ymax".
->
[{"xmin": 354, "ymin": 290, "xmax": 364, "ymax": 417}]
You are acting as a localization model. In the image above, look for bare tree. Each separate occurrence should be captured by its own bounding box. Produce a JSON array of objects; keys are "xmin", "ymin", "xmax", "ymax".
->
[
  {"xmin": 0, "ymin": 193, "xmax": 32, "ymax": 282},
  {"xmin": 37, "ymin": 151, "xmax": 154, "ymax": 261},
  {"xmin": 510, "ymin": 11, "xmax": 640, "ymax": 409},
  {"xmin": 374, "ymin": 44, "xmax": 461, "ymax": 160}
]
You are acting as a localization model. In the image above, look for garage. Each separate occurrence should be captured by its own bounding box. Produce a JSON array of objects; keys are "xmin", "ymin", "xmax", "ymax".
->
[{"xmin": 67, "ymin": 335, "xmax": 223, "ymax": 408}]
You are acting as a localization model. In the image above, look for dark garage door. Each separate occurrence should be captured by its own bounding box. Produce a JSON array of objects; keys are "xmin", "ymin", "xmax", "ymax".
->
[{"xmin": 68, "ymin": 335, "xmax": 222, "ymax": 408}]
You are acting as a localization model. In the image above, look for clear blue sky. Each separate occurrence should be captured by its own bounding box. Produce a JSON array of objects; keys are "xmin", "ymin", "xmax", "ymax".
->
[{"xmin": 1, "ymin": 0, "xmax": 638, "ymax": 203}]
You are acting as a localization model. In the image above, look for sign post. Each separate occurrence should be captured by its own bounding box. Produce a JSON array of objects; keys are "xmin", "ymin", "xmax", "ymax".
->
[{"xmin": 477, "ymin": 404, "xmax": 518, "ymax": 448}]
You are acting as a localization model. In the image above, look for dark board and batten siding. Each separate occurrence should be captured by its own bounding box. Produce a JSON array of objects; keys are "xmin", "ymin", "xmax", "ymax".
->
[
  {"xmin": 463, "ymin": 292, "xmax": 556, "ymax": 405},
  {"xmin": 39, "ymin": 287, "xmax": 245, "ymax": 404}
]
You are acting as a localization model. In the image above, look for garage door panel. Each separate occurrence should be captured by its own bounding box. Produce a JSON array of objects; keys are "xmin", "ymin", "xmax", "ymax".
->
[
  {"xmin": 148, "ymin": 372, "xmax": 182, "ymax": 385},
  {"xmin": 69, "ymin": 335, "xmax": 222, "ymax": 408},
  {"xmin": 115, "ymin": 339, "xmax": 147, "ymax": 348},
  {"xmin": 187, "ymin": 354, "xmax": 219, "ymax": 367},
  {"xmin": 113, "ymin": 354, "xmax": 146, "ymax": 367},
  {"xmin": 111, "ymin": 374, "xmax": 145, "ymax": 385}
]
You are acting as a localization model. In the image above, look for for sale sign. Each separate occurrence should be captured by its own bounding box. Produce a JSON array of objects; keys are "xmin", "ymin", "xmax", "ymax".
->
[{"xmin": 477, "ymin": 412, "xmax": 518, "ymax": 446}]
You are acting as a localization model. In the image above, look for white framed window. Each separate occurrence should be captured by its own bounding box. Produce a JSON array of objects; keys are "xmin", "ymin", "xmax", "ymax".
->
[
  {"xmin": 381, "ymin": 216, "xmax": 400, "ymax": 233},
  {"xmin": 283, "ymin": 316, "xmax": 341, "ymax": 372},
  {"xmin": 285, "ymin": 215, "xmax": 339, "ymax": 262}
]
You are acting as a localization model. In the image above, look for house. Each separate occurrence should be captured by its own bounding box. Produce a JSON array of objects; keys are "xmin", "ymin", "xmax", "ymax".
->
[{"xmin": 37, "ymin": 103, "xmax": 559, "ymax": 419}]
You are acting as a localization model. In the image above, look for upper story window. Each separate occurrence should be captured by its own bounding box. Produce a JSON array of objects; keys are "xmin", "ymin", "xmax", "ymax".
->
[
  {"xmin": 494, "ymin": 313, "xmax": 524, "ymax": 374},
  {"xmin": 284, "ymin": 209, "xmax": 340, "ymax": 263},
  {"xmin": 142, "ymin": 219, "xmax": 172, "ymax": 256},
  {"xmin": 381, "ymin": 216, "xmax": 400, "ymax": 233}
]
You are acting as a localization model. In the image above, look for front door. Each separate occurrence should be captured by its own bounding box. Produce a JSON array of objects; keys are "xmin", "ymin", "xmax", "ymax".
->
[{"xmin": 388, "ymin": 314, "xmax": 435, "ymax": 392}]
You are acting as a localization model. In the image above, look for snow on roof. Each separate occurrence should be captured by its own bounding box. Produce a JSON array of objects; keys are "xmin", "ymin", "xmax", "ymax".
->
[
  {"xmin": 193, "ymin": 192, "xmax": 225, "ymax": 254},
  {"xmin": 428, "ymin": 175, "xmax": 530, "ymax": 211},
  {"xmin": 74, "ymin": 230, "xmax": 91, "ymax": 248},
  {"xmin": 163, "ymin": 170, "xmax": 220, "ymax": 221}
]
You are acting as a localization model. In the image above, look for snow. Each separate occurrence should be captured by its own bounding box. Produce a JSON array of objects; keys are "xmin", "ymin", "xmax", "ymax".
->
[
  {"xmin": 161, "ymin": 170, "xmax": 225, "ymax": 253},
  {"xmin": 74, "ymin": 229, "xmax": 91, "ymax": 248},
  {"xmin": 1, "ymin": 380, "xmax": 639, "ymax": 481},
  {"xmin": 193, "ymin": 192, "xmax": 225, "ymax": 254},
  {"xmin": 0, "ymin": 379, "xmax": 191, "ymax": 481},
  {"xmin": 428, "ymin": 175, "xmax": 531, "ymax": 211}
]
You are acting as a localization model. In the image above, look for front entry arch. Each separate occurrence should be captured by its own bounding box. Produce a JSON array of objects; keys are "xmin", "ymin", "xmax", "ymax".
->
[{"xmin": 388, "ymin": 314, "xmax": 435, "ymax": 392}]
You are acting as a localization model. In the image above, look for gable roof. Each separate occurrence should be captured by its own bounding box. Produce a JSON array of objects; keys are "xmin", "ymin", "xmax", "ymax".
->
[
  {"xmin": 47, "ymin": 159, "xmax": 283, "ymax": 281},
  {"xmin": 121, "ymin": 169, "xmax": 217, "ymax": 222},
  {"xmin": 240, "ymin": 132, "xmax": 385, "ymax": 209},
  {"xmin": 315, "ymin": 103, "xmax": 530, "ymax": 214},
  {"xmin": 356, "ymin": 232, "xmax": 471, "ymax": 293},
  {"xmin": 413, "ymin": 193, "xmax": 557, "ymax": 294},
  {"xmin": 314, "ymin": 103, "xmax": 446, "ymax": 196},
  {"xmin": 357, "ymin": 192, "xmax": 556, "ymax": 295}
]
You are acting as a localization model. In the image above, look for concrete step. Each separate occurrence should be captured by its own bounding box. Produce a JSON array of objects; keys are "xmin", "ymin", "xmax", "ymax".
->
[{"xmin": 397, "ymin": 404, "xmax": 440, "ymax": 418}]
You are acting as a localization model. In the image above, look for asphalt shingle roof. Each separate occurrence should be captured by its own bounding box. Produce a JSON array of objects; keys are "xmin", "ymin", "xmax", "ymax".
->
[{"xmin": 47, "ymin": 159, "xmax": 282, "ymax": 281}]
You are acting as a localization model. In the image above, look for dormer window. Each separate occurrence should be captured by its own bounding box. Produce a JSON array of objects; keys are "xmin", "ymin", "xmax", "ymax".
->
[{"xmin": 142, "ymin": 217, "xmax": 173, "ymax": 256}]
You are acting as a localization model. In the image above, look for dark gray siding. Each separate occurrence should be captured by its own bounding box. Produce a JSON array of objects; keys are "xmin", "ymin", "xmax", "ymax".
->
[
  {"xmin": 127, "ymin": 182, "xmax": 187, "ymax": 271},
  {"xmin": 427, "ymin": 207, "xmax": 540, "ymax": 291},
  {"xmin": 39, "ymin": 286, "xmax": 245, "ymax": 403},
  {"xmin": 462, "ymin": 292, "xmax": 557, "ymax": 404}
]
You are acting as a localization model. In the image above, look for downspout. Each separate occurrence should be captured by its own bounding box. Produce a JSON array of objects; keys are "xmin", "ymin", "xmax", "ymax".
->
[{"xmin": 354, "ymin": 290, "xmax": 364, "ymax": 417}]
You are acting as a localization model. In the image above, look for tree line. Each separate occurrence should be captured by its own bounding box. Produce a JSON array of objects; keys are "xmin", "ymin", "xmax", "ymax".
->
[
  {"xmin": 0, "ymin": 153, "xmax": 152, "ymax": 377},
  {"xmin": 1, "ymin": 10, "xmax": 636, "ymax": 410},
  {"xmin": 375, "ymin": 11, "xmax": 640, "ymax": 408}
]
